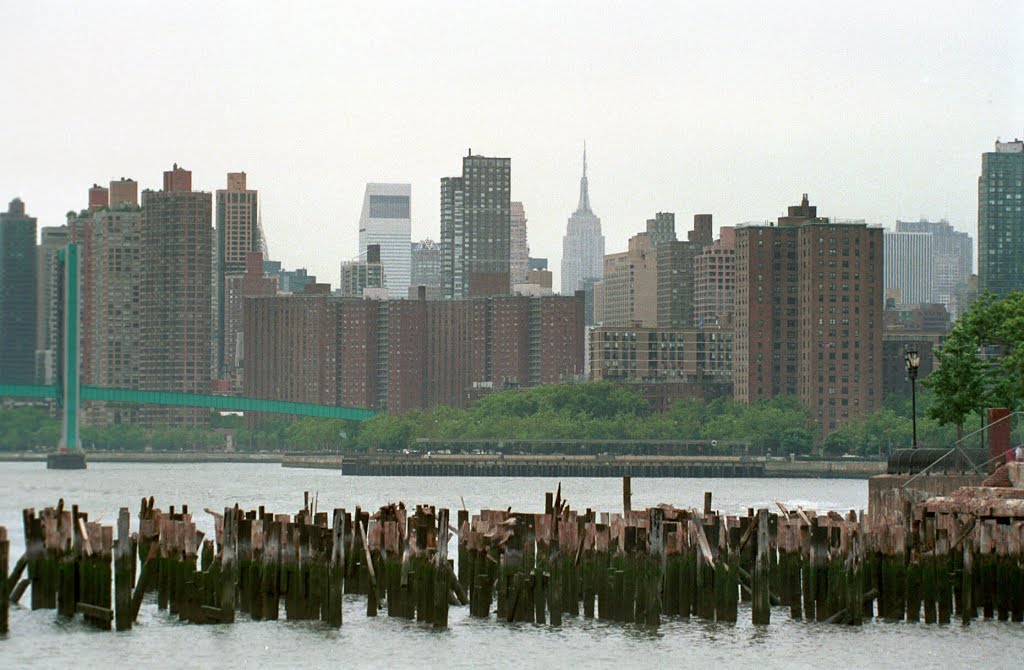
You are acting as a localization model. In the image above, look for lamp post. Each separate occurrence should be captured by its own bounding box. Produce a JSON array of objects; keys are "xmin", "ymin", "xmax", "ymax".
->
[{"xmin": 905, "ymin": 348, "xmax": 921, "ymax": 449}]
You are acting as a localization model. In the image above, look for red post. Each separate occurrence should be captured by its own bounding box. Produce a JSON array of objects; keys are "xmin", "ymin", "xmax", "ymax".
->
[{"xmin": 987, "ymin": 407, "xmax": 1012, "ymax": 468}]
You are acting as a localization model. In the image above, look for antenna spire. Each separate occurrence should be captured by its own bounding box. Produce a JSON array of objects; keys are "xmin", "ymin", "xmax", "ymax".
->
[{"xmin": 576, "ymin": 142, "xmax": 592, "ymax": 215}]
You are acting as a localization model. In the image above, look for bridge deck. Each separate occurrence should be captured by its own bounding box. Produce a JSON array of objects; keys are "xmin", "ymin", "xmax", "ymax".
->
[{"xmin": 0, "ymin": 384, "xmax": 375, "ymax": 421}]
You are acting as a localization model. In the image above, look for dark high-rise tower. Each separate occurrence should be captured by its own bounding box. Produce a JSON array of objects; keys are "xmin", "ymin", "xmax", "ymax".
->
[
  {"xmin": 978, "ymin": 138, "xmax": 1024, "ymax": 296},
  {"xmin": 440, "ymin": 151, "xmax": 511, "ymax": 298},
  {"xmin": 0, "ymin": 198, "xmax": 38, "ymax": 384},
  {"xmin": 656, "ymin": 214, "xmax": 713, "ymax": 329},
  {"xmin": 139, "ymin": 164, "xmax": 213, "ymax": 426}
]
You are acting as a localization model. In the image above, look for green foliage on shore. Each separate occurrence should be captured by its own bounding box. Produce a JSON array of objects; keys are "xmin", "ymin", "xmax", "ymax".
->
[
  {"xmin": 821, "ymin": 389, "xmax": 958, "ymax": 457},
  {"xmin": 348, "ymin": 382, "xmax": 815, "ymax": 455},
  {"xmin": 923, "ymin": 291, "xmax": 1024, "ymax": 439},
  {"xmin": 0, "ymin": 407, "xmax": 59, "ymax": 451},
  {"xmin": 0, "ymin": 383, "xmax": 817, "ymax": 455},
  {"xmin": 14, "ymin": 377, "xmax": 1007, "ymax": 458}
]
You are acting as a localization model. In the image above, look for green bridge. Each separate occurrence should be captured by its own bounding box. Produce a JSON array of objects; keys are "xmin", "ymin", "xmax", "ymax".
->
[
  {"xmin": 0, "ymin": 244, "xmax": 375, "ymax": 462},
  {"xmin": 0, "ymin": 384, "xmax": 375, "ymax": 421}
]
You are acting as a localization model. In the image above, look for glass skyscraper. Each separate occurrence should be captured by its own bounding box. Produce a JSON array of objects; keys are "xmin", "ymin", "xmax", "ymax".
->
[{"xmin": 978, "ymin": 138, "xmax": 1024, "ymax": 296}]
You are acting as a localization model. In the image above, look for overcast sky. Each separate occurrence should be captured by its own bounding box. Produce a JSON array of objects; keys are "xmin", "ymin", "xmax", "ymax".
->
[{"xmin": 2, "ymin": 1, "xmax": 1021, "ymax": 287}]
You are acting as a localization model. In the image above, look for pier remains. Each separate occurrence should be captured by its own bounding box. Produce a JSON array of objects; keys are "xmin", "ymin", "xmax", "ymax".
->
[{"xmin": 2, "ymin": 467, "xmax": 1024, "ymax": 635}]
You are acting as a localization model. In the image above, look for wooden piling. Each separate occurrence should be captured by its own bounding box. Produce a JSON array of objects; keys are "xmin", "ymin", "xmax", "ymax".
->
[
  {"xmin": 220, "ymin": 507, "xmax": 236, "ymax": 623},
  {"xmin": 644, "ymin": 508, "xmax": 663, "ymax": 626},
  {"xmin": 261, "ymin": 519, "xmax": 281, "ymax": 620},
  {"xmin": 434, "ymin": 509, "xmax": 450, "ymax": 628},
  {"xmin": 936, "ymin": 535, "xmax": 952, "ymax": 625},
  {"xmin": 0, "ymin": 527, "xmax": 8, "ymax": 634},
  {"xmin": 752, "ymin": 510, "xmax": 770, "ymax": 625},
  {"xmin": 327, "ymin": 509, "xmax": 346, "ymax": 626},
  {"xmin": 114, "ymin": 508, "xmax": 132, "ymax": 631}
]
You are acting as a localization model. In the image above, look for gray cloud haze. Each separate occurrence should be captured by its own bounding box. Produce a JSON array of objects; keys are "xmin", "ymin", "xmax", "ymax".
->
[{"xmin": 2, "ymin": 1, "xmax": 1021, "ymax": 286}]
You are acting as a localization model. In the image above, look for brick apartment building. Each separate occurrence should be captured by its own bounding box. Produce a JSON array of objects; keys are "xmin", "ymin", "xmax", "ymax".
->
[
  {"xmin": 734, "ymin": 195, "xmax": 884, "ymax": 435},
  {"xmin": 138, "ymin": 165, "xmax": 213, "ymax": 426},
  {"xmin": 243, "ymin": 290, "xmax": 586, "ymax": 414},
  {"xmin": 589, "ymin": 324, "xmax": 733, "ymax": 411},
  {"xmin": 67, "ymin": 181, "xmax": 143, "ymax": 425}
]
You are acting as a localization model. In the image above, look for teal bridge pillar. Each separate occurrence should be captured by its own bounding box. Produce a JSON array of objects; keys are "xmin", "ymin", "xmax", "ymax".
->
[{"xmin": 58, "ymin": 243, "xmax": 81, "ymax": 451}]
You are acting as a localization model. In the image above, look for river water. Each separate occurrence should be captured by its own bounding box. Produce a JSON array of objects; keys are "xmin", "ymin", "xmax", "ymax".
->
[{"xmin": 0, "ymin": 463, "xmax": 1014, "ymax": 668}]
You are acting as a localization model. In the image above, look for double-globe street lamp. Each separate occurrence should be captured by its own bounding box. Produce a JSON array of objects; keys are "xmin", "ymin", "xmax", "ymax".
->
[{"xmin": 905, "ymin": 349, "xmax": 921, "ymax": 449}]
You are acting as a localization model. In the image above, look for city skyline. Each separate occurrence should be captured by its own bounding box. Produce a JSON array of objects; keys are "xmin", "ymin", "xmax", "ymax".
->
[{"xmin": 1, "ymin": 4, "xmax": 1020, "ymax": 289}]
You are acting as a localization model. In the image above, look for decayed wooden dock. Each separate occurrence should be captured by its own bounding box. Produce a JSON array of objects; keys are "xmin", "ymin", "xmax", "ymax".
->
[{"xmin": 1, "ymin": 479, "xmax": 1023, "ymax": 635}]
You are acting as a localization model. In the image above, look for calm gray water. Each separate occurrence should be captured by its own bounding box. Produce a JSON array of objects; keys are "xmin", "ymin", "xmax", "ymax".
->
[{"xmin": 0, "ymin": 463, "xmax": 1015, "ymax": 669}]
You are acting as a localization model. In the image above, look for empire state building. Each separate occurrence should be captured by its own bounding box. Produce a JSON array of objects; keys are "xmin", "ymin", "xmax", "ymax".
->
[{"xmin": 560, "ymin": 148, "xmax": 605, "ymax": 296}]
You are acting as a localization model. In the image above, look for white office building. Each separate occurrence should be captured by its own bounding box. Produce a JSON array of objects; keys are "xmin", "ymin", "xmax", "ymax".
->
[
  {"xmin": 358, "ymin": 183, "xmax": 411, "ymax": 294},
  {"xmin": 884, "ymin": 231, "xmax": 934, "ymax": 305}
]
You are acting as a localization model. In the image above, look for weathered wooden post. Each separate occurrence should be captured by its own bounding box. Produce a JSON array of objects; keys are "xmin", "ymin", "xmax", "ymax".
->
[
  {"xmin": 58, "ymin": 510, "xmax": 76, "ymax": 618},
  {"xmin": 327, "ymin": 508, "xmax": 346, "ymax": 627},
  {"xmin": 622, "ymin": 477, "xmax": 632, "ymax": 515},
  {"xmin": 645, "ymin": 507, "xmax": 663, "ymax": 626},
  {"xmin": 262, "ymin": 519, "xmax": 281, "ymax": 620},
  {"xmin": 114, "ymin": 508, "xmax": 132, "ymax": 631},
  {"xmin": 752, "ymin": 509, "xmax": 770, "ymax": 625},
  {"xmin": 357, "ymin": 517, "xmax": 378, "ymax": 617},
  {"xmin": 434, "ymin": 509, "xmax": 450, "ymax": 628},
  {"xmin": 0, "ymin": 526, "xmax": 8, "ymax": 634},
  {"xmin": 457, "ymin": 508, "xmax": 469, "ymax": 590},
  {"xmin": 220, "ymin": 507, "xmax": 237, "ymax": 623},
  {"xmin": 961, "ymin": 534, "xmax": 974, "ymax": 624}
]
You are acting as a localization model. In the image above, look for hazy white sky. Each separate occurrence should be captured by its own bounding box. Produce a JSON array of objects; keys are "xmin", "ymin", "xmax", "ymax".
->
[{"xmin": 2, "ymin": 1, "xmax": 1021, "ymax": 287}]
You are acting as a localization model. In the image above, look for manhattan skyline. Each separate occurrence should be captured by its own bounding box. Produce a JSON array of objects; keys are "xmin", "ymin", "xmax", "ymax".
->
[{"xmin": 1, "ymin": 2, "xmax": 1021, "ymax": 289}]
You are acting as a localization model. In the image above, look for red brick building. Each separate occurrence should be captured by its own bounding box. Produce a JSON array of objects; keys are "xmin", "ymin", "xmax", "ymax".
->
[
  {"xmin": 589, "ymin": 325, "xmax": 733, "ymax": 411},
  {"xmin": 734, "ymin": 195, "xmax": 884, "ymax": 436},
  {"xmin": 243, "ymin": 292, "xmax": 585, "ymax": 414},
  {"xmin": 138, "ymin": 165, "xmax": 214, "ymax": 426}
]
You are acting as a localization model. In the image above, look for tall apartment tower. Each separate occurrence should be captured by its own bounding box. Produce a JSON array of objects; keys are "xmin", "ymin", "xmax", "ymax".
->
[
  {"xmin": 734, "ymin": 195, "xmax": 883, "ymax": 436},
  {"xmin": 883, "ymin": 231, "xmax": 934, "ymax": 305},
  {"xmin": 358, "ymin": 183, "xmax": 411, "ymax": 295},
  {"xmin": 694, "ymin": 226, "xmax": 736, "ymax": 328},
  {"xmin": 215, "ymin": 172, "xmax": 259, "ymax": 377},
  {"xmin": 441, "ymin": 152, "xmax": 511, "ymax": 298},
  {"xmin": 978, "ymin": 138, "xmax": 1024, "ymax": 296},
  {"xmin": 656, "ymin": 213, "xmax": 713, "ymax": 329},
  {"xmin": 223, "ymin": 251, "xmax": 276, "ymax": 393},
  {"xmin": 67, "ymin": 179, "xmax": 142, "ymax": 405},
  {"xmin": 85, "ymin": 200, "xmax": 143, "ymax": 425},
  {"xmin": 0, "ymin": 198, "xmax": 38, "ymax": 384},
  {"xmin": 36, "ymin": 225, "xmax": 68, "ymax": 384},
  {"xmin": 561, "ymin": 148, "xmax": 605, "ymax": 296},
  {"xmin": 139, "ymin": 164, "xmax": 213, "ymax": 426},
  {"xmin": 595, "ymin": 231, "xmax": 657, "ymax": 327},
  {"xmin": 510, "ymin": 201, "xmax": 529, "ymax": 286}
]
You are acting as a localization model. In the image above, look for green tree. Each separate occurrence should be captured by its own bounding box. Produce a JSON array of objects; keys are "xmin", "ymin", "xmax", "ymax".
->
[
  {"xmin": 0, "ymin": 407, "xmax": 58, "ymax": 451},
  {"xmin": 922, "ymin": 335, "xmax": 989, "ymax": 441},
  {"xmin": 356, "ymin": 414, "xmax": 416, "ymax": 451}
]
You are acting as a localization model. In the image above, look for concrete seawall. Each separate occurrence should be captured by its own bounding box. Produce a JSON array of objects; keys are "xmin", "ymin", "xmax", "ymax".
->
[{"xmin": 0, "ymin": 452, "xmax": 888, "ymax": 478}]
